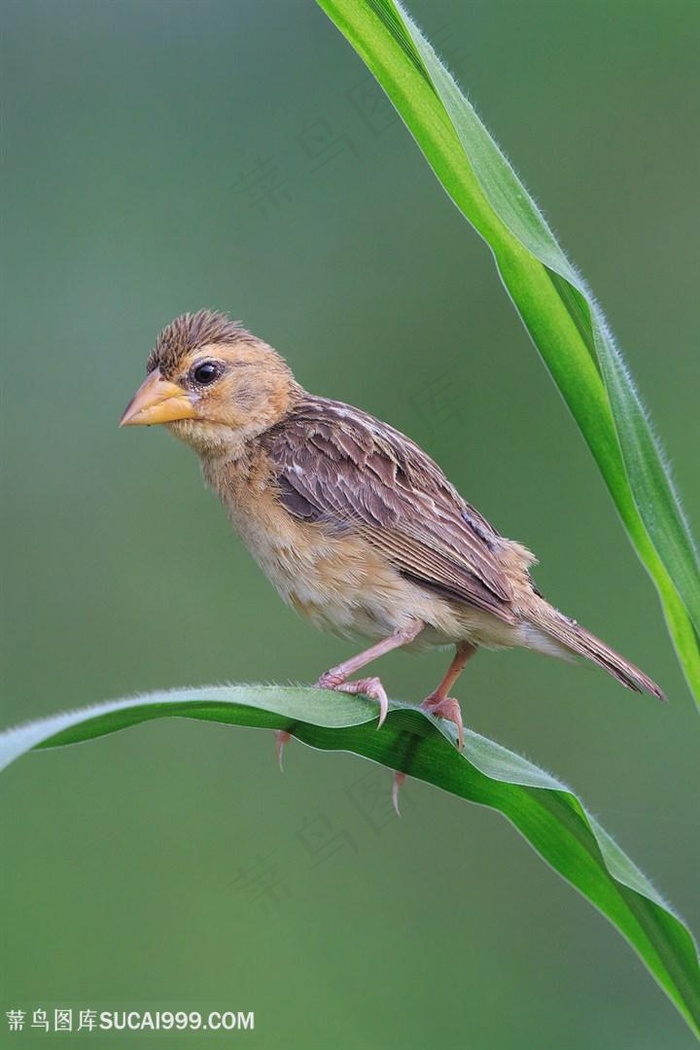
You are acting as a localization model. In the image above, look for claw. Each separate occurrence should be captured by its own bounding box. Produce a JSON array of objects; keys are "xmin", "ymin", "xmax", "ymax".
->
[
  {"xmin": 392, "ymin": 772, "xmax": 406, "ymax": 816},
  {"xmin": 316, "ymin": 674, "xmax": 389, "ymax": 729},
  {"xmin": 420, "ymin": 694, "xmax": 464, "ymax": 750},
  {"xmin": 274, "ymin": 730, "xmax": 291, "ymax": 771}
]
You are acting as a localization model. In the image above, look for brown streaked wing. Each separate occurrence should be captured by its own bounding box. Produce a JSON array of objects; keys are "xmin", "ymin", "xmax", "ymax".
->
[{"xmin": 265, "ymin": 397, "xmax": 517, "ymax": 622}]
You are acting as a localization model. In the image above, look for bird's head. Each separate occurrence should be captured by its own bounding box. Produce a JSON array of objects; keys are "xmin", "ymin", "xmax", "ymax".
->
[{"xmin": 119, "ymin": 310, "xmax": 299, "ymax": 455}]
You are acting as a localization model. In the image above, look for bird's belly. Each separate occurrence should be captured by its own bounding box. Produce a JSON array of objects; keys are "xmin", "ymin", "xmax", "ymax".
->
[
  {"xmin": 233, "ymin": 510, "xmax": 515, "ymax": 649},
  {"xmin": 216, "ymin": 477, "xmax": 522, "ymax": 650},
  {"xmin": 251, "ymin": 529, "xmax": 414, "ymax": 641}
]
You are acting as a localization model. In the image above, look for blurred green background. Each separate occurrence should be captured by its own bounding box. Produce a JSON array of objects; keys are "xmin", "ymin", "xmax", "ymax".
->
[{"xmin": 1, "ymin": 1, "xmax": 698, "ymax": 1047}]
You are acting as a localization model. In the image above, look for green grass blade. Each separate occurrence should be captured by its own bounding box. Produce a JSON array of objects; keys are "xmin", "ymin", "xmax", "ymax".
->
[
  {"xmin": 2, "ymin": 686, "xmax": 698, "ymax": 1035},
  {"xmin": 315, "ymin": 0, "xmax": 700, "ymax": 702}
]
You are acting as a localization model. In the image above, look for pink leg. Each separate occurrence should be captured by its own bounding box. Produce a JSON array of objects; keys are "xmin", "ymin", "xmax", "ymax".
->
[
  {"xmin": 316, "ymin": 621, "xmax": 424, "ymax": 728},
  {"xmin": 420, "ymin": 642, "xmax": 477, "ymax": 750}
]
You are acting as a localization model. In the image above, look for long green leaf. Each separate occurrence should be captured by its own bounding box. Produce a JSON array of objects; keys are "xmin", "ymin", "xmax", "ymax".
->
[
  {"xmin": 315, "ymin": 0, "xmax": 700, "ymax": 701},
  {"xmin": 2, "ymin": 686, "xmax": 698, "ymax": 1035}
]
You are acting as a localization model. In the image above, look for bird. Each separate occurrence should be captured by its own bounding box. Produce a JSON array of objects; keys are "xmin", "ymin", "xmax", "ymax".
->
[{"xmin": 120, "ymin": 309, "xmax": 665, "ymax": 761}]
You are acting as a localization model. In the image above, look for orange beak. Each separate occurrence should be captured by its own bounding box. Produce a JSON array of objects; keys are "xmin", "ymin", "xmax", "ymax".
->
[{"xmin": 119, "ymin": 368, "xmax": 198, "ymax": 427}]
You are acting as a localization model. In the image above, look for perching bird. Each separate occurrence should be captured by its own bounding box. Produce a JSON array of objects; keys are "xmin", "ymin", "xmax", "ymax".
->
[{"xmin": 120, "ymin": 309, "xmax": 664, "ymax": 754}]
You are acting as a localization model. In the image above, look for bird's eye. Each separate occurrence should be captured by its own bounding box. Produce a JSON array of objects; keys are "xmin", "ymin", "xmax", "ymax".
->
[{"xmin": 191, "ymin": 361, "xmax": 221, "ymax": 386}]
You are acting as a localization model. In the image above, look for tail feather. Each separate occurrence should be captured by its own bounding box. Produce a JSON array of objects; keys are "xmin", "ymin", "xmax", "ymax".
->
[{"xmin": 527, "ymin": 602, "xmax": 665, "ymax": 700}]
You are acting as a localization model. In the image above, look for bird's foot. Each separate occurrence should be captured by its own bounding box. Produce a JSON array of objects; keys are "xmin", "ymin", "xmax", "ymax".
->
[
  {"xmin": 316, "ymin": 672, "xmax": 389, "ymax": 728},
  {"xmin": 274, "ymin": 730, "xmax": 291, "ymax": 771},
  {"xmin": 420, "ymin": 693, "xmax": 464, "ymax": 750}
]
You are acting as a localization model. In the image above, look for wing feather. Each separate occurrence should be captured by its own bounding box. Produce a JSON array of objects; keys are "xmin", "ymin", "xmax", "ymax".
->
[{"xmin": 264, "ymin": 397, "xmax": 518, "ymax": 622}]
